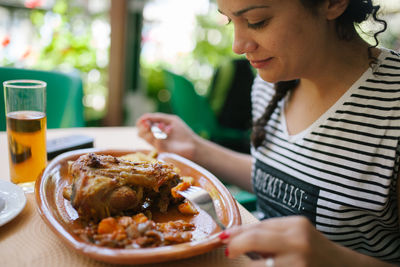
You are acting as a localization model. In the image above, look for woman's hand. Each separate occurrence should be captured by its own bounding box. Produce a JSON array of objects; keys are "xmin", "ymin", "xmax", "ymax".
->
[
  {"xmin": 136, "ymin": 113, "xmax": 199, "ymax": 160},
  {"xmin": 220, "ymin": 216, "xmax": 335, "ymax": 267},
  {"xmin": 137, "ymin": 112, "xmax": 253, "ymax": 191},
  {"xmin": 220, "ymin": 216, "xmax": 394, "ymax": 267}
]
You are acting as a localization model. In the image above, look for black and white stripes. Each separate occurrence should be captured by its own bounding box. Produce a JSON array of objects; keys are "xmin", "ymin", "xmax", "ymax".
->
[{"xmin": 251, "ymin": 49, "xmax": 400, "ymax": 263}]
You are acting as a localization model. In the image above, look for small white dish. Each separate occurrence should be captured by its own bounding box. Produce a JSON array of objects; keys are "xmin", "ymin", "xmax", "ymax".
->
[{"xmin": 0, "ymin": 180, "xmax": 27, "ymax": 227}]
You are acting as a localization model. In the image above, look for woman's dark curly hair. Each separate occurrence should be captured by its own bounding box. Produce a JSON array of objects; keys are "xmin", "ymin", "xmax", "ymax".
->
[{"xmin": 251, "ymin": 0, "xmax": 387, "ymax": 148}]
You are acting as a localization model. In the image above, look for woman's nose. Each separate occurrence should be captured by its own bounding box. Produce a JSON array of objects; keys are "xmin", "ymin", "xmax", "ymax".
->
[{"xmin": 232, "ymin": 28, "xmax": 257, "ymax": 55}]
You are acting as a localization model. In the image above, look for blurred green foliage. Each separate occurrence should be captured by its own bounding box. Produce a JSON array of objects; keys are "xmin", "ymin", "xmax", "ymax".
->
[
  {"xmin": 0, "ymin": 0, "xmax": 108, "ymax": 125},
  {"xmin": 34, "ymin": 1, "xmax": 93, "ymax": 69},
  {"xmin": 29, "ymin": 0, "xmax": 108, "ymax": 124},
  {"xmin": 191, "ymin": 10, "xmax": 237, "ymax": 68},
  {"xmin": 141, "ymin": 2, "xmax": 240, "ymax": 110}
]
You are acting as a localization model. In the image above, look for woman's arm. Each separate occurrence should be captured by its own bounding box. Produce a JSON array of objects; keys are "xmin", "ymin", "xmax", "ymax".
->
[{"xmin": 191, "ymin": 136, "xmax": 253, "ymax": 191}]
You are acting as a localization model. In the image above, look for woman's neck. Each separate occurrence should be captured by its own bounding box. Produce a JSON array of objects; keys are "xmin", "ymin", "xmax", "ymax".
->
[
  {"xmin": 284, "ymin": 38, "xmax": 381, "ymax": 135},
  {"xmin": 301, "ymin": 37, "xmax": 379, "ymax": 96}
]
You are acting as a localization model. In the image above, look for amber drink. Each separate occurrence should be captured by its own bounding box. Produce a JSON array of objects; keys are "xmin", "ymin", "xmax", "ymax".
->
[{"xmin": 4, "ymin": 80, "xmax": 47, "ymax": 192}]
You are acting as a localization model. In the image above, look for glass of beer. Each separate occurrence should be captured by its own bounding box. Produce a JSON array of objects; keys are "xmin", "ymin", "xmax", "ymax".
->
[{"xmin": 3, "ymin": 80, "xmax": 47, "ymax": 193}]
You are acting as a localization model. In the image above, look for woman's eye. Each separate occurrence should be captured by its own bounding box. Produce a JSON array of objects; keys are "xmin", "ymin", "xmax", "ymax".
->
[{"xmin": 247, "ymin": 20, "xmax": 268, "ymax": 29}]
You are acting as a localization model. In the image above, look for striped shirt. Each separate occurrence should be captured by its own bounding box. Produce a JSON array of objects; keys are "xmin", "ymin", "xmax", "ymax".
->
[{"xmin": 251, "ymin": 49, "xmax": 400, "ymax": 264}]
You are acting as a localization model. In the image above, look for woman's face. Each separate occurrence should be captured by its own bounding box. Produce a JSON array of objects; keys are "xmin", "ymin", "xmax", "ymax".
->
[{"xmin": 217, "ymin": 0, "xmax": 330, "ymax": 83}]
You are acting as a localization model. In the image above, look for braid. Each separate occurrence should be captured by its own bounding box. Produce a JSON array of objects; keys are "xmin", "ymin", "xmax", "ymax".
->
[{"xmin": 251, "ymin": 80, "xmax": 299, "ymax": 148}]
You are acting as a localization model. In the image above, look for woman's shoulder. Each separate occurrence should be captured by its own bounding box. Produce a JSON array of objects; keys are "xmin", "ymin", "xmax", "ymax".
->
[
  {"xmin": 385, "ymin": 48, "xmax": 400, "ymax": 57},
  {"xmin": 377, "ymin": 48, "xmax": 400, "ymax": 66},
  {"xmin": 371, "ymin": 48, "xmax": 400, "ymax": 82}
]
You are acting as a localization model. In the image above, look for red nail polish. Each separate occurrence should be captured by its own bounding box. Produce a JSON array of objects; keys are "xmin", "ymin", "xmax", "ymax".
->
[
  {"xmin": 224, "ymin": 247, "xmax": 229, "ymax": 257},
  {"xmin": 219, "ymin": 231, "xmax": 230, "ymax": 240}
]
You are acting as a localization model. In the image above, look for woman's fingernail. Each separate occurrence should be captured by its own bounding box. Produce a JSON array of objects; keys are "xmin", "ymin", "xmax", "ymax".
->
[
  {"xmin": 219, "ymin": 231, "xmax": 230, "ymax": 240},
  {"xmin": 224, "ymin": 247, "xmax": 229, "ymax": 257}
]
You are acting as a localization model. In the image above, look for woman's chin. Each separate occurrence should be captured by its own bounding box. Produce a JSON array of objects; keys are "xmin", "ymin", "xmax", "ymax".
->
[
  {"xmin": 258, "ymin": 71, "xmax": 281, "ymax": 84},
  {"xmin": 258, "ymin": 70, "xmax": 298, "ymax": 84}
]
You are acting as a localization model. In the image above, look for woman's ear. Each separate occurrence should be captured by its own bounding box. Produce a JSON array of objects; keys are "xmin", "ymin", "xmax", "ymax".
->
[{"xmin": 323, "ymin": 0, "xmax": 350, "ymax": 20}]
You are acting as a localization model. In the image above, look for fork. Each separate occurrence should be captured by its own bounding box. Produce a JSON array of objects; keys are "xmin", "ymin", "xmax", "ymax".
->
[
  {"xmin": 178, "ymin": 186, "xmax": 263, "ymax": 260},
  {"xmin": 178, "ymin": 186, "xmax": 225, "ymax": 230}
]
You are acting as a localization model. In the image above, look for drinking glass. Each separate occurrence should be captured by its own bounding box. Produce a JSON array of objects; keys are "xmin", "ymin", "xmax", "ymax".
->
[{"xmin": 3, "ymin": 80, "xmax": 47, "ymax": 193}]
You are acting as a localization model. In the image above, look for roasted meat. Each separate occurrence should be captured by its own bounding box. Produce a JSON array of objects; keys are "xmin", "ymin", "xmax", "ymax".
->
[{"xmin": 64, "ymin": 153, "xmax": 181, "ymax": 221}]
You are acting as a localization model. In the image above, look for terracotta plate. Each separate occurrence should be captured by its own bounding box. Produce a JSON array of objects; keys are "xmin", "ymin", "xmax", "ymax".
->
[{"xmin": 35, "ymin": 148, "xmax": 241, "ymax": 265}]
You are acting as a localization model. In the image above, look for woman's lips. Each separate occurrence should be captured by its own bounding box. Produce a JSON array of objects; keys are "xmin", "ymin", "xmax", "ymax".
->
[{"xmin": 249, "ymin": 57, "xmax": 273, "ymax": 69}]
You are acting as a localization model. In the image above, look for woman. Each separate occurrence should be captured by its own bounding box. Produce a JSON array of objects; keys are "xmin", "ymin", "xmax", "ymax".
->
[{"xmin": 137, "ymin": 0, "xmax": 400, "ymax": 266}]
